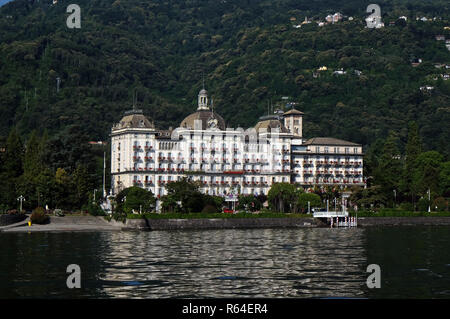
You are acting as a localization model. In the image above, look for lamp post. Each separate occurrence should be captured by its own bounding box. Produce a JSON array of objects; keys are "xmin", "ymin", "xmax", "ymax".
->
[
  {"xmin": 103, "ymin": 151, "xmax": 106, "ymax": 199},
  {"xmin": 393, "ymin": 189, "xmax": 396, "ymax": 208},
  {"xmin": 17, "ymin": 195, "xmax": 25, "ymax": 212},
  {"xmin": 428, "ymin": 188, "xmax": 431, "ymax": 213}
]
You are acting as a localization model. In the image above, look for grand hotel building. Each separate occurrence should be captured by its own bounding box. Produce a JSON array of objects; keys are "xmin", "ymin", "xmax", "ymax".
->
[{"xmin": 110, "ymin": 88, "xmax": 364, "ymax": 198}]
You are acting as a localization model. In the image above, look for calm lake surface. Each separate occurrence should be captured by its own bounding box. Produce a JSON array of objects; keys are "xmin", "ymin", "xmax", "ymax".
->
[{"xmin": 1, "ymin": 226, "xmax": 450, "ymax": 298}]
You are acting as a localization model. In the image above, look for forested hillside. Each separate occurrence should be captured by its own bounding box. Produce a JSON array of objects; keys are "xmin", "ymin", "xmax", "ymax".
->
[{"xmin": 0, "ymin": 0, "xmax": 449, "ymax": 150}]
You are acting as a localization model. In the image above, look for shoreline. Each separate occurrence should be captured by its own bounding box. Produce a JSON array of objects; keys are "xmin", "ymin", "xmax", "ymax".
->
[{"xmin": 3, "ymin": 215, "xmax": 450, "ymax": 232}]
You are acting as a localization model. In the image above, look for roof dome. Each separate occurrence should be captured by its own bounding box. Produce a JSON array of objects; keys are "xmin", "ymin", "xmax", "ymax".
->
[
  {"xmin": 180, "ymin": 110, "xmax": 226, "ymax": 130},
  {"xmin": 113, "ymin": 110, "xmax": 154, "ymax": 130}
]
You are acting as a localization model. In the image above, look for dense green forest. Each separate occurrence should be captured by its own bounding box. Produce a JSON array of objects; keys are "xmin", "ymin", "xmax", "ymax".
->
[
  {"xmin": 0, "ymin": 0, "xmax": 449, "ymax": 211},
  {"xmin": 1, "ymin": 0, "xmax": 449, "ymax": 150}
]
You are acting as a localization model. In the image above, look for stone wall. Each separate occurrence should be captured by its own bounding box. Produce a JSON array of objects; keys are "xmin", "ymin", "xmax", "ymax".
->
[
  {"xmin": 107, "ymin": 216, "xmax": 450, "ymax": 231},
  {"xmin": 357, "ymin": 217, "xmax": 450, "ymax": 226},
  {"xmin": 133, "ymin": 217, "xmax": 318, "ymax": 231},
  {"xmin": 0, "ymin": 213, "xmax": 27, "ymax": 226}
]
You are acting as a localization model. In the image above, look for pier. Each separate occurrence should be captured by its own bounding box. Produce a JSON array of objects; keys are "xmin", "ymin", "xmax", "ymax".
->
[{"xmin": 313, "ymin": 210, "xmax": 357, "ymax": 228}]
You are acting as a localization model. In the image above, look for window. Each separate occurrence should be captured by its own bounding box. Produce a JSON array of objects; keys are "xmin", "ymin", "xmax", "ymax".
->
[
  {"xmin": 334, "ymin": 147, "xmax": 338, "ymax": 153},
  {"xmin": 324, "ymin": 147, "xmax": 329, "ymax": 153},
  {"xmin": 315, "ymin": 146, "xmax": 320, "ymax": 153},
  {"xmin": 354, "ymin": 148, "xmax": 358, "ymax": 154},
  {"xmin": 345, "ymin": 148, "xmax": 349, "ymax": 154}
]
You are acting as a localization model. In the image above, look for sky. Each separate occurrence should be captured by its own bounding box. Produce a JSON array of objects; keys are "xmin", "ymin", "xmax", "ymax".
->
[{"xmin": 0, "ymin": 0, "xmax": 14, "ymax": 7}]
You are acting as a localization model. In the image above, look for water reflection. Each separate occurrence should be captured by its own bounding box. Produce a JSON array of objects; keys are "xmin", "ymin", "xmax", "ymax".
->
[
  {"xmin": 96, "ymin": 228, "xmax": 367, "ymax": 298},
  {"xmin": 1, "ymin": 226, "xmax": 449, "ymax": 298}
]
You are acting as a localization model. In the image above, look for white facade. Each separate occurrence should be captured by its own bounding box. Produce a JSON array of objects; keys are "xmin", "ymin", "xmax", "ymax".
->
[{"xmin": 110, "ymin": 89, "xmax": 364, "ymax": 198}]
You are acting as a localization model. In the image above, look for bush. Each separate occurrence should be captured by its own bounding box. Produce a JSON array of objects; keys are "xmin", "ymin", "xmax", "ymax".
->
[
  {"xmin": 417, "ymin": 198, "xmax": 430, "ymax": 212},
  {"xmin": 30, "ymin": 207, "xmax": 50, "ymax": 224},
  {"xmin": 433, "ymin": 197, "xmax": 448, "ymax": 212},
  {"xmin": 84, "ymin": 202, "xmax": 106, "ymax": 216},
  {"xmin": 399, "ymin": 202, "xmax": 414, "ymax": 211},
  {"xmin": 7, "ymin": 209, "xmax": 19, "ymax": 215},
  {"xmin": 0, "ymin": 204, "xmax": 9, "ymax": 214},
  {"xmin": 201, "ymin": 204, "xmax": 219, "ymax": 214}
]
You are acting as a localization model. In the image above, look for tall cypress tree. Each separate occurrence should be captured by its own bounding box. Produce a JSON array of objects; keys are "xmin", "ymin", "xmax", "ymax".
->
[
  {"xmin": 376, "ymin": 131, "xmax": 403, "ymax": 206},
  {"xmin": 402, "ymin": 121, "xmax": 422, "ymax": 205},
  {"xmin": 0, "ymin": 128, "xmax": 24, "ymax": 207}
]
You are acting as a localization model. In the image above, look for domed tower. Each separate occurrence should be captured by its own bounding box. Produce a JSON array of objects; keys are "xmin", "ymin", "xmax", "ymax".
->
[
  {"xmin": 197, "ymin": 88, "xmax": 209, "ymax": 110},
  {"xmin": 180, "ymin": 87, "xmax": 226, "ymax": 130}
]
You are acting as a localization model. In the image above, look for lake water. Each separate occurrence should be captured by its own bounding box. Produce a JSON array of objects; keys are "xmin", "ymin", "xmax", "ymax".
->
[{"xmin": 1, "ymin": 226, "xmax": 450, "ymax": 298}]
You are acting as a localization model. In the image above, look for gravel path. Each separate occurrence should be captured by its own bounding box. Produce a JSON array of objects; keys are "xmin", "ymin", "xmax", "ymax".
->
[{"xmin": 1, "ymin": 215, "xmax": 122, "ymax": 233}]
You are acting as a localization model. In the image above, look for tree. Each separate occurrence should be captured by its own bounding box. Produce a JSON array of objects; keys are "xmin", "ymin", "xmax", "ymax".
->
[
  {"xmin": 439, "ymin": 162, "xmax": 450, "ymax": 197},
  {"xmin": 161, "ymin": 195, "xmax": 181, "ymax": 213},
  {"xmin": 267, "ymin": 183, "xmax": 298, "ymax": 213},
  {"xmin": 349, "ymin": 185, "xmax": 387, "ymax": 210},
  {"xmin": 238, "ymin": 195, "xmax": 261, "ymax": 212},
  {"xmin": 71, "ymin": 164, "xmax": 93, "ymax": 208},
  {"xmin": 123, "ymin": 186, "xmax": 155, "ymax": 214},
  {"xmin": 297, "ymin": 193, "xmax": 321, "ymax": 213},
  {"xmin": 164, "ymin": 178, "xmax": 204, "ymax": 213},
  {"xmin": 412, "ymin": 151, "xmax": 444, "ymax": 197},
  {"xmin": 374, "ymin": 131, "xmax": 403, "ymax": 206},
  {"xmin": 54, "ymin": 168, "xmax": 71, "ymax": 209},
  {"xmin": 17, "ymin": 131, "xmax": 46, "ymax": 208},
  {"xmin": 0, "ymin": 128, "xmax": 24, "ymax": 208},
  {"xmin": 401, "ymin": 121, "xmax": 422, "ymax": 204}
]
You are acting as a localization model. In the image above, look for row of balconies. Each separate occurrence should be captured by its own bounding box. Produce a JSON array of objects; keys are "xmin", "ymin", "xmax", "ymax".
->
[
  {"xmin": 133, "ymin": 145, "xmax": 154, "ymax": 151},
  {"xmin": 134, "ymin": 156, "xmax": 295, "ymax": 164},
  {"xmin": 123, "ymin": 167, "xmax": 294, "ymax": 175},
  {"xmin": 158, "ymin": 156, "xmax": 185, "ymax": 162},
  {"xmin": 134, "ymin": 179, "xmax": 156, "ymax": 185},
  {"xmin": 298, "ymin": 160, "xmax": 362, "ymax": 166},
  {"xmin": 189, "ymin": 146, "xmax": 240, "ymax": 151},
  {"xmin": 132, "ymin": 167, "xmax": 186, "ymax": 172},
  {"xmin": 304, "ymin": 180, "xmax": 364, "ymax": 184},
  {"xmin": 134, "ymin": 178, "xmax": 363, "ymax": 187},
  {"xmin": 302, "ymin": 170, "xmax": 362, "ymax": 175}
]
